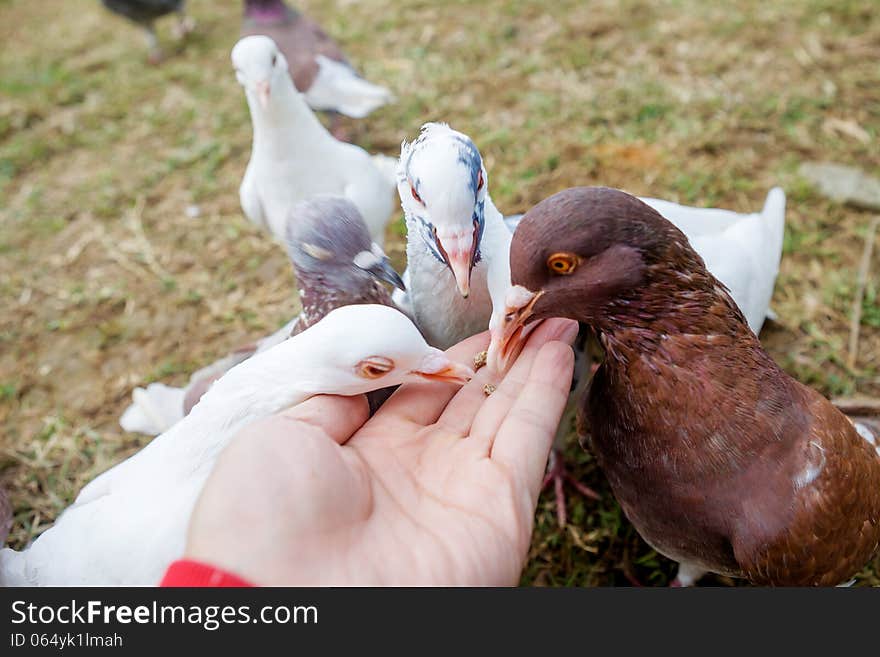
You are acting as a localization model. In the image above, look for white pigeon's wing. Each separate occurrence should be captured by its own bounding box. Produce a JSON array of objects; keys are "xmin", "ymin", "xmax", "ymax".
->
[
  {"xmin": 303, "ymin": 54, "xmax": 394, "ymax": 118},
  {"xmin": 9, "ymin": 452, "xmax": 201, "ymax": 585},
  {"xmin": 118, "ymin": 383, "xmax": 186, "ymax": 435},
  {"xmin": 239, "ymin": 160, "xmax": 267, "ymax": 229},
  {"xmin": 689, "ymin": 233, "xmax": 757, "ymax": 327},
  {"xmin": 503, "ymin": 213, "xmax": 524, "ymax": 233},
  {"xmin": 640, "ymin": 197, "xmax": 743, "ymax": 238},
  {"xmin": 641, "ymin": 190, "xmax": 786, "ymax": 334}
]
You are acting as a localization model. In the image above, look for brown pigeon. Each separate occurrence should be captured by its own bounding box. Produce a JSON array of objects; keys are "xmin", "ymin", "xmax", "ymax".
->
[{"xmin": 492, "ymin": 186, "xmax": 880, "ymax": 586}]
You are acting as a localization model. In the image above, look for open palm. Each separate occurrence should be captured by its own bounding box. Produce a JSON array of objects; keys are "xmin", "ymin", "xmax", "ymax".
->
[{"xmin": 184, "ymin": 319, "xmax": 578, "ymax": 586}]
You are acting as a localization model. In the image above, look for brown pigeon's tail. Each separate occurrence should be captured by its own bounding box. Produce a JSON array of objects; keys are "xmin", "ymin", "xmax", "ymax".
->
[{"xmin": 0, "ymin": 487, "xmax": 12, "ymax": 546}]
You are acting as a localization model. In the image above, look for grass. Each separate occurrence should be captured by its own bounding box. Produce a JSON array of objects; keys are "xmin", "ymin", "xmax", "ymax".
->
[{"xmin": 1, "ymin": 0, "xmax": 878, "ymax": 585}]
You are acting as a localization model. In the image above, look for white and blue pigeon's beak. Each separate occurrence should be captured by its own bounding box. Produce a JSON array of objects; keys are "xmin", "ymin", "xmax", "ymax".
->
[
  {"xmin": 401, "ymin": 124, "xmax": 487, "ymax": 299},
  {"xmin": 432, "ymin": 222, "xmax": 481, "ymax": 298}
]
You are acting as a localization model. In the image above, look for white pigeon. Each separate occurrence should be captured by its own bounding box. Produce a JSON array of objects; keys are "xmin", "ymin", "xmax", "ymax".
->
[
  {"xmin": 120, "ymin": 197, "xmax": 404, "ymax": 436},
  {"xmin": 233, "ymin": 35, "xmax": 396, "ymax": 245},
  {"xmin": 0, "ymin": 304, "xmax": 472, "ymax": 586}
]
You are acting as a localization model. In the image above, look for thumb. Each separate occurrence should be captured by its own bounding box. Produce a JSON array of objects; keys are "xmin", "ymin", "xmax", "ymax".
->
[{"xmin": 277, "ymin": 394, "xmax": 370, "ymax": 445}]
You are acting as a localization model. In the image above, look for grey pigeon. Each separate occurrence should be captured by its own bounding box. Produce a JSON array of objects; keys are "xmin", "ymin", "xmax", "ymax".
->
[
  {"xmin": 119, "ymin": 196, "xmax": 404, "ymax": 435},
  {"xmin": 101, "ymin": 0, "xmax": 194, "ymax": 63}
]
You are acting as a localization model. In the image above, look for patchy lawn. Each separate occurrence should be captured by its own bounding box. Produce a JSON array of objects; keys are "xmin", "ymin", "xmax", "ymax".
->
[{"xmin": 1, "ymin": 0, "xmax": 878, "ymax": 585}]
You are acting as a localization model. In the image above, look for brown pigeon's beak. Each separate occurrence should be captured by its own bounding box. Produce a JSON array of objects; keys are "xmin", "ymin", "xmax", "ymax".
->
[
  {"xmin": 255, "ymin": 80, "xmax": 271, "ymax": 109},
  {"xmin": 410, "ymin": 350, "xmax": 474, "ymax": 385},
  {"xmin": 487, "ymin": 286, "xmax": 544, "ymax": 372}
]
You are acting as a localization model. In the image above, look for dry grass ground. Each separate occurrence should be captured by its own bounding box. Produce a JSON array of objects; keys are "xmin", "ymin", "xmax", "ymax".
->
[{"xmin": 0, "ymin": 0, "xmax": 878, "ymax": 585}]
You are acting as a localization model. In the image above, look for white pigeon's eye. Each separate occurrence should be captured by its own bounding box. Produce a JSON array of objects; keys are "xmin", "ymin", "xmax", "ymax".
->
[
  {"xmin": 410, "ymin": 184, "xmax": 423, "ymax": 205},
  {"xmin": 271, "ymin": 54, "xmax": 277, "ymax": 67},
  {"xmin": 357, "ymin": 356, "xmax": 394, "ymax": 379}
]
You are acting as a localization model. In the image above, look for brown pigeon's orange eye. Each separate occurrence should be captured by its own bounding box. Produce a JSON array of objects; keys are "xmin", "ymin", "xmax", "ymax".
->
[
  {"xmin": 547, "ymin": 252, "xmax": 579, "ymax": 275},
  {"xmin": 357, "ymin": 356, "xmax": 394, "ymax": 379},
  {"xmin": 411, "ymin": 185, "xmax": 423, "ymax": 204}
]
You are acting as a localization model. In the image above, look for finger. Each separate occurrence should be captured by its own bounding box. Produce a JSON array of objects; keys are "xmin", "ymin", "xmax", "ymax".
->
[
  {"xmin": 376, "ymin": 331, "xmax": 490, "ymax": 428},
  {"xmin": 276, "ymin": 394, "xmax": 370, "ymax": 445},
  {"xmin": 469, "ymin": 319, "xmax": 578, "ymax": 450},
  {"xmin": 442, "ymin": 318, "xmax": 578, "ymax": 440},
  {"xmin": 490, "ymin": 341, "xmax": 575, "ymax": 504}
]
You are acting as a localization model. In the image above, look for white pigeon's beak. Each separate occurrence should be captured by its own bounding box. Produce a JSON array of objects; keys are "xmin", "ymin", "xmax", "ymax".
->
[
  {"xmin": 255, "ymin": 80, "xmax": 271, "ymax": 109},
  {"xmin": 435, "ymin": 230, "xmax": 476, "ymax": 298},
  {"xmin": 487, "ymin": 286, "xmax": 544, "ymax": 373},
  {"xmin": 410, "ymin": 349, "xmax": 474, "ymax": 385}
]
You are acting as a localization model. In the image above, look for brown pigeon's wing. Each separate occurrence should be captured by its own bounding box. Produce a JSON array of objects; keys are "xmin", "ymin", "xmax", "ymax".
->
[{"xmin": 734, "ymin": 388, "xmax": 880, "ymax": 585}]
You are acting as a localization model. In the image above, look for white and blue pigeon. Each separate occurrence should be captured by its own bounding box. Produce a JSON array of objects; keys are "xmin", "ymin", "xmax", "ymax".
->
[
  {"xmin": 233, "ymin": 35, "xmax": 397, "ymax": 245},
  {"xmin": 1, "ymin": 304, "xmax": 472, "ymax": 586},
  {"xmin": 120, "ymin": 196, "xmax": 405, "ymax": 436},
  {"xmin": 393, "ymin": 123, "xmax": 518, "ymax": 351},
  {"xmin": 394, "ymin": 122, "xmax": 786, "ymax": 523}
]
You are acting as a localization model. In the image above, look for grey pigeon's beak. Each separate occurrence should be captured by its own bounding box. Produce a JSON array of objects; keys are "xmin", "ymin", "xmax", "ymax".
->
[{"xmin": 366, "ymin": 258, "xmax": 406, "ymax": 291}]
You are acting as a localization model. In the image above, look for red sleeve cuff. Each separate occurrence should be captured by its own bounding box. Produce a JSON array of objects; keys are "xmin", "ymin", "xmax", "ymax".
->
[{"xmin": 160, "ymin": 559, "xmax": 255, "ymax": 587}]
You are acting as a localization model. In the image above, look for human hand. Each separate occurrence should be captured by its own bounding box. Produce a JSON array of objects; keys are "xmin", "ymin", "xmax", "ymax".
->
[{"xmin": 183, "ymin": 318, "xmax": 578, "ymax": 585}]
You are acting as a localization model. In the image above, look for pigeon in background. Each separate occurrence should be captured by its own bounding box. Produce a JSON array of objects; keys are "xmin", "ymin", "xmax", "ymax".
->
[
  {"xmin": 2, "ymin": 305, "xmax": 473, "ymax": 586},
  {"xmin": 119, "ymin": 197, "xmax": 404, "ymax": 436},
  {"xmin": 241, "ymin": 0, "xmax": 393, "ymax": 138},
  {"xmin": 493, "ymin": 186, "xmax": 880, "ymax": 586},
  {"xmin": 232, "ymin": 36, "xmax": 396, "ymax": 245},
  {"xmin": 101, "ymin": 0, "xmax": 194, "ymax": 64}
]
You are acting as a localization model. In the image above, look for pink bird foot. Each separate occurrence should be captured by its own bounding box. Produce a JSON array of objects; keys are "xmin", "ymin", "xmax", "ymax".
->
[{"xmin": 541, "ymin": 449, "xmax": 600, "ymax": 527}]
